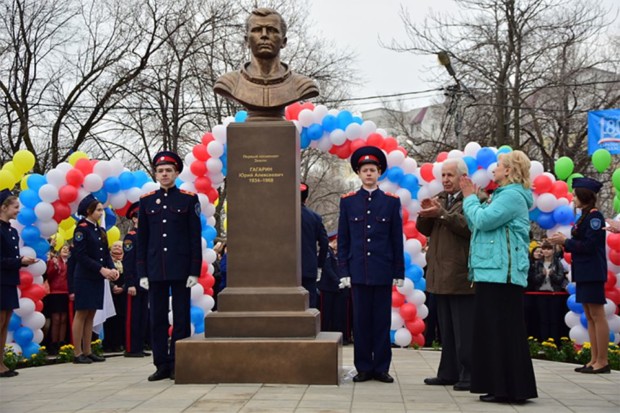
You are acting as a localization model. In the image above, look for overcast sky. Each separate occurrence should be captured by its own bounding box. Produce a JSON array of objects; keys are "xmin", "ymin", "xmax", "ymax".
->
[{"xmin": 307, "ymin": 0, "xmax": 620, "ymax": 112}]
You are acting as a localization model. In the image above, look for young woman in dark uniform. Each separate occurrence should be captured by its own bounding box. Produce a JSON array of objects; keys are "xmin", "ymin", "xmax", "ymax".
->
[
  {"xmin": 71, "ymin": 195, "xmax": 119, "ymax": 364},
  {"xmin": 549, "ymin": 177, "xmax": 610, "ymax": 374},
  {"xmin": 0, "ymin": 190, "xmax": 38, "ymax": 377}
]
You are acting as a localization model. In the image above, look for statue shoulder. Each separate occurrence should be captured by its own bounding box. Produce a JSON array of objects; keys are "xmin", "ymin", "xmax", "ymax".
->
[
  {"xmin": 214, "ymin": 71, "xmax": 241, "ymax": 95},
  {"xmin": 291, "ymin": 72, "xmax": 319, "ymax": 100}
]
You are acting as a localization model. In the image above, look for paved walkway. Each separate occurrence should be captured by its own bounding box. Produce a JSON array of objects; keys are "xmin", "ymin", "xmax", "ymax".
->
[{"xmin": 0, "ymin": 347, "xmax": 618, "ymax": 413}]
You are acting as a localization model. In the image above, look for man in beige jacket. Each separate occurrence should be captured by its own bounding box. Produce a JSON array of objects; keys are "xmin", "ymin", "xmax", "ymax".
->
[{"xmin": 416, "ymin": 158, "xmax": 477, "ymax": 391}]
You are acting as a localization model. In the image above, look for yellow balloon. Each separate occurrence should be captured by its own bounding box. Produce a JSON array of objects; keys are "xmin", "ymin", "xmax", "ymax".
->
[
  {"xmin": 213, "ymin": 197, "xmax": 219, "ymax": 207},
  {"xmin": 60, "ymin": 217, "xmax": 75, "ymax": 231},
  {"xmin": 53, "ymin": 232, "xmax": 65, "ymax": 251},
  {"xmin": 63, "ymin": 225, "xmax": 75, "ymax": 240},
  {"xmin": 20, "ymin": 174, "xmax": 30, "ymax": 190},
  {"xmin": 223, "ymin": 217, "xmax": 227, "ymax": 232},
  {"xmin": 12, "ymin": 150, "xmax": 36, "ymax": 174},
  {"xmin": 223, "ymin": 200, "xmax": 227, "ymax": 213},
  {"xmin": 2, "ymin": 162, "xmax": 20, "ymax": 184},
  {"xmin": 107, "ymin": 226, "xmax": 120, "ymax": 244},
  {"xmin": 0, "ymin": 170, "xmax": 16, "ymax": 190},
  {"xmin": 68, "ymin": 151, "xmax": 89, "ymax": 166}
]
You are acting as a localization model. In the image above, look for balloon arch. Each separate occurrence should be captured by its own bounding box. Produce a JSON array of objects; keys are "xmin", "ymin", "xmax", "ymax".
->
[{"xmin": 1, "ymin": 102, "xmax": 619, "ymax": 357}]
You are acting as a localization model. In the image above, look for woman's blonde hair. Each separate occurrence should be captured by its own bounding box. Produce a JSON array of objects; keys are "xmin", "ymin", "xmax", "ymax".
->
[{"xmin": 499, "ymin": 150, "xmax": 531, "ymax": 189}]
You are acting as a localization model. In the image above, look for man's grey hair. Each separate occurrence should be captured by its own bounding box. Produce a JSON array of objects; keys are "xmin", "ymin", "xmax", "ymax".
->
[{"xmin": 442, "ymin": 157, "xmax": 469, "ymax": 176}]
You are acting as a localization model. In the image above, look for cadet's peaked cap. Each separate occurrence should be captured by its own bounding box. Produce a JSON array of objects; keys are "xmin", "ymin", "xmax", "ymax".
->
[
  {"xmin": 0, "ymin": 189, "xmax": 14, "ymax": 205},
  {"xmin": 78, "ymin": 194, "xmax": 99, "ymax": 216},
  {"xmin": 327, "ymin": 230, "xmax": 338, "ymax": 240},
  {"xmin": 152, "ymin": 151, "xmax": 183, "ymax": 173},
  {"xmin": 126, "ymin": 202, "xmax": 140, "ymax": 219},
  {"xmin": 572, "ymin": 177, "xmax": 603, "ymax": 193},
  {"xmin": 350, "ymin": 146, "xmax": 387, "ymax": 173}
]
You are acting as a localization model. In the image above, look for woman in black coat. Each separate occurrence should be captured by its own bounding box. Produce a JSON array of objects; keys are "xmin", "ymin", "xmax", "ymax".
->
[
  {"xmin": 71, "ymin": 195, "xmax": 119, "ymax": 364},
  {"xmin": 0, "ymin": 190, "xmax": 38, "ymax": 377}
]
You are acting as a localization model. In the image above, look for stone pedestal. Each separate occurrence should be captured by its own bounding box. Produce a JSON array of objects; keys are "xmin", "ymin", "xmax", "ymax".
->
[{"xmin": 175, "ymin": 122, "xmax": 341, "ymax": 385}]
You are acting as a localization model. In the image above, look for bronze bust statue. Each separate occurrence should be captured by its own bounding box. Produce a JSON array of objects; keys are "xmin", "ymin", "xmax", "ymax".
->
[{"xmin": 214, "ymin": 8, "xmax": 319, "ymax": 121}]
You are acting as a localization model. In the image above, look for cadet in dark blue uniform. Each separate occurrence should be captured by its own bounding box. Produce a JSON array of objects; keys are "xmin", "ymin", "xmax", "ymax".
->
[
  {"xmin": 549, "ymin": 177, "xmax": 609, "ymax": 374},
  {"xmin": 1, "ymin": 190, "xmax": 38, "ymax": 377},
  {"xmin": 301, "ymin": 183, "xmax": 328, "ymax": 309},
  {"xmin": 137, "ymin": 151, "xmax": 202, "ymax": 381},
  {"xmin": 122, "ymin": 202, "xmax": 150, "ymax": 358},
  {"xmin": 338, "ymin": 146, "xmax": 405, "ymax": 383},
  {"xmin": 71, "ymin": 194, "xmax": 119, "ymax": 364}
]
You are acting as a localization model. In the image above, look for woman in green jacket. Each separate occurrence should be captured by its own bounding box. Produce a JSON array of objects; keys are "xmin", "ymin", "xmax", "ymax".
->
[{"xmin": 460, "ymin": 150, "xmax": 538, "ymax": 404}]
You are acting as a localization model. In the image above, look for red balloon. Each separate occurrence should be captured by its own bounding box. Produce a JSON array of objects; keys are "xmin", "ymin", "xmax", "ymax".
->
[
  {"xmin": 565, "ymin": 193, "xmax": 573, "ymax": 203},
  {"xmin": 403, "ymin": 221, "xmax": 420, "ymax": 239},
  {"xmin": 74, "ymin": 158, "xmax": 93, "ymax": 175},
  {"xmin": 115, "ymin": 202, "xmax": 131, "ymax": 217},
  {"xmin": 382, "ymin": 137, "xmax": 398, "ymax": 153},
  {"xmin": 550, "ymin": 180, "xmax": 569, "ymax": 199},
  {"xmin": 206, "ymin": 187, "xmax": 219, "ymax": 203},
  {"xmin": 486, "ymin": 181, "xmax": 498, "ymax": 192},
  {"xmin": 402, "ymin": 209, "xmax": 410, "ymax": 223},
  {"xmin": 201, "ymin": 132, "xmax": 215, "ymax": 145},
  {"xmin": 66, "ymin": 168, "xmax": 85, "ymax": 187},
  {"xmin": 436, "ymin": 151, "xmax": 448, "ymax": 162},
  {"xmin": 285, "ymin": 102, "xmax": 302, "ymax": 120},
  {"xmin": 52, "ymin": 201, "xmax": 72, "ymax": 223},
  {"xmin": 35, "ymin": 300, "xmax": 44, "ymax": 312},
  {"xmin": 200, "ymin": 261, "xmax": 208, "ymax": 277},
  {"xmin": 202, "ymin": 274, "xmax": 215, "ymax": 289},
  {"xmin": 399, "ymin": 303, "xmax": 418, "ymax": 321},
  {"xmin": 58, "ymin": 185, "xmax": 78, "ymax": 203},
  {"xmin": 333, "ymin": 141, "xmax": 352, "ymax": 159},
  {"xmin": 195, "ymin": 176, "xmax": 213, "ymax": 194},
  {"xmin": 192, "ymin": 144, "xmax": 210, "ymax": 162},
  {"xmin": 299, "ymin": 102, "xmax": 315, "ymax": 112},
  {"xmin": 606, "ymin": 288, "xmax": 620, "ymax": 305},
  {"xmin": 168, "ymin": 325, "xmax": 173, "ymax": 337},
  {"xmin": 22, "ymin": 283, "xmax": 46, "ymax": 301},
  {"xmin": 533, "ymin": 174, "xmax": 553, "ymax": 194},
  {"xmin": 607, "ymin": 233, "xmax": 620, "ymax": 251},
  {"xmin": 563, "ymin": 252, "xmax": 572, "ymax": 264},
  {"xmin": 366, "ymin": 133, "xmax": 384, "ymax": 148},
  {"xmin": 392, "ymin": 291, "xmax": 406, "ymax": 307},
  {"xmin": 206, "ymin": 287, "xmax": 214, "ymax": 296},
  {"xmin": 197, "ymin": 276, "xmax": 210, "ymax": 291},
  {"xmin": 405, "ymin": 317, "xmax": 426, "ymax": 335},
  {"xmin": 19, "ymin": 270, "xmax": 34, "ymax": 289},
  {"xmin": 416, "ymin": 233, "xmax": 428, "ymax": 247},
  {"xmin": 190, "ymin": 160, "xmax": 207, "ymax": 177},
  {"xmin": 420, "ymin": 163, "xmax": 434, "ymax": 183},
  {"xmin": 605, "ymin": 272, "xmax": 617, "ymax": 291},
  {"xmin": 609, "ymin": 249, "xmax": 620, "ymax": 266},
  {"xmin": 349, "ymin": 140, "xmax": 367, "ymax": 154},
  {"xmin": 412, "ymin": 333, "xmax": 425, "ymax": 347}
]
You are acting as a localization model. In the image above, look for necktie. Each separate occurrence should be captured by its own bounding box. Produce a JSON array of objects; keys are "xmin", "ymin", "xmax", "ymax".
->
[{"xmin": 447, "ymin": 195, "xmax": 454, "ymax": 209}]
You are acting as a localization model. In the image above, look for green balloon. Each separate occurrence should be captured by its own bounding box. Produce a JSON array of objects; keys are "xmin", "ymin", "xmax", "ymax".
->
[
  {"xmin": 613, "ymin": 168, "xmax": 620, "ymax": 191},
  {"xmin": 592, "ymin": 149, "xmax": 612, "ymax": 173},
  {"xmin": 614, "ymin": 195, "xmax": 620, "ymax": 213},
  {"xmin": 554, "ymin": 156, "xmax": 574, "ymax": 180},
  {"xmin": 567, "ymin": 172, "xmax": 584, "ymax": 191}
]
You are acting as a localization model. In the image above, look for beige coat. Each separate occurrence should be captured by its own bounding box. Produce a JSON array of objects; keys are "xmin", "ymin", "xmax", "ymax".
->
[{"xmin": 416, "ymin": 191, "xmax": 478, "ymax": 295}]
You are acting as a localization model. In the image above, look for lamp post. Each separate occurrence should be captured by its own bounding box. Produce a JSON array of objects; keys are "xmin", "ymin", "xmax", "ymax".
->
[{"xmin": 437, "ymin": 51, "xmax": 474, "ymax": 150}]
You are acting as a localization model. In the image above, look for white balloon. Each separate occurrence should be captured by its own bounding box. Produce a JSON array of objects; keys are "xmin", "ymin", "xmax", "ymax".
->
[
  {"xmin": 141, "ymin": 181, "xmax": 160, "ymax": 193},
  {"xmin": 360, "ymin": 120, "xmax": 377, "ymax": 138},
  {"xmin": 376, "ymin": 128, "xmax": 388, "ymax": 137},
  {"xmin": 203, "ymin": 248, "xmax": 217, "ymax": 264},
  {"xmin": 35, "ymin": 219, "xmax": 58, "ymax": 238},
  {"xmin": 404, "ymin": 239, "xmax": 422, "ymax": 257},
  {"xmin": 432, "ymin": 162, "xmax": 443, "ymax": 180},
  {"xmin": 396, "ymin": 278, "xmax": 415, "ymax": 296},
  {"xmin": 378, "ymin": 180, "xmax": 398, "ymax": 194},
  {"xmin": 108, "ymin": 192, "xmax": 127, "ymax": 209},
  {"xmin": 22, "ymin": 312, "xmax": 46, "ymax": 330},
  {"xmin": 604, "ymin": 299, "xmax": 616, "ymax": 317},
  {"xmin": 607, "ymin": 314, "xmax": 620, "ymax": 333},
  {"xmin": 83, "ymin": 174, "xmax": 103, "ymax": 192},
  {"xmin": 207, "ymin": 216, "xmax": 216, "ymax": 227},
  {"xmin": 212, "ymin": 125, "xmax": 227, "ymax": 143},
  {"xmin": 15, "ymin": 297, "xmax": 35, "ymax": 317},
  {"xmin": 223, "ymin": 116, "xmax": 235, "ymax": 126},
  {"xmin": 109, "ymin": 159, "xmax": 124, "ymax": 176},
  {"xmin": 409, "ymin": 290, "xmax": 426, "ymax": 306},
  {"xmin": 447, "ymin": 149, "xmax": 463, "ymax": 159},
  {"xmin": 427, "ymin": 180, "xmax": 444, "ymax": 197},
  {"xmin": 207, "ymin": 158, "xmax": 223, "ymax": 174},
  {"xmin": 542, "ymin": 172, "xmax": 556, "ymax": 183},
  {"xmin": 200, "ymin": 196, "xmax": 215, "ymax": 216},
  {"xmin": 416, "ymin": 186, "xmax": 430, "ymax": 202},
  {"xmin": 179, "ymin": 182, "xmax": 196, "ymax": 193},
  {"xmin": 315, "ymin": 134, "xmax": 331, "ymax": 152},
  {"xmin": 126, "ymin": 187, "xmax": 142, "ymax": 203},
  {"xmin": 464, "ymin": 142, "xmax": 481, "ymax": 157},
  {"xmin": 396, "ymin": 188, "xmax": 412, "ymax": 207},
  {"xmin": 401, "ymin": 157, "xmax": 417, "ymax": 174},
  {"xmin": 93, "ymin": 161, "xmax": 112, "ymax": 179},
  {"xmin": 391, "ymin": 311, "xmax": 404, "ymax": 329},
  {"xmin": 529, "ymin": 161, "xmax": 544, "ymax": 178},
  {"xmin": 312, "ymin": 105, "xmax": 329, "ymax": 124},
  {"xmin": 168, "ymin": 310, "xmax": 174, "ymax": 326},
  {"xmin": 210, "ymin": 173, "xmax": 225, "ymax": 187},
  {"xmin": 46, "ymin": 169, "xmax": 67, "ymax": 188},
  {"xmin": 345, "ymin": 123, "xmax": 362, "ymax": 140},
  {"xmin": 207, "ymin": 141, "xmax": 224, "ymax": 158},
  {"xmin": 27, "ymin": 260, "xmax": 46, "ymax": 276},
  {"xmin": 330, "ymin": 129, "xmax": 346, "ymax": 146},
  {"xmin": 406, "ymin": 200, "xmax": 421, "ymax": 219},
  {"xmin": 184, "ymin": 152, "xmax": 197, "ymax": 167},
  {"xmin": 416, "ymin": 303, "xmax": 429, "ymax": 319},
  {"xmin": 394, "ymin": 327, "xmax": 412, "ymax": 347},
  {"xmin": 38, "ymin": 184, "xmax": 59, "ymax": 203},
  {"xmin": 564, "ymin": 311, "xmax": 581, "ymax": 328},
  {"xmin": 20, "ymin": 246, "xmax": 36, "ymax": 258},
  {"xmin": 486, "ymin": 162, "xmax": 497, "ymax": 176},
  {"xmin": 471, "ymin": 169, "xmax": 491, "ymax": 188},
  {"xmin": 537, "ymin": 193, "xmax": 558, "ymax": 213},
  {"xmin": 411, "ymin": 252, "xmax": 426, "ymax": 268},
  {"xmin": 34, "ymin": 202, "xmax": 54, "ymax": 221},
  {"xmin": 55, "ymin": 162, "xmax": 73, "ymax": 174},
  {"xmin": 569, "ymin": 324, "xmax": 589, "ymax": 345},
  {"xmin": 387, "ymin": 150, "xmax": 405, "ymax": 168},
  {"xmin": 190, "ymin": 284, "xmax": 205, "ymax": 301},
  {"xmin": 33, "ymin": 275, "xmax": 44, "ymax": 285},
  {"xmin": 298, "ymin": 109, "xmax": 314, "ymax": 127},
  {"xmin": 6, "ymin": 342, "xmax": 22, "ymax": 355}
]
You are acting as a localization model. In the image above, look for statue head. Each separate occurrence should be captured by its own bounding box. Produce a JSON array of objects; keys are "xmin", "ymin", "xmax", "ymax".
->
[{"xmin": 245, "ymin": 8, "xmax": 288, "ymax": 59}]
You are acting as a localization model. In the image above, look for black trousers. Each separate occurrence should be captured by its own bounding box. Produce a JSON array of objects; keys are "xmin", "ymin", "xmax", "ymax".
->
[
  {"xmin": 126, "ymin": 289, "xmax": 149, "ymax": 354},
  {"xmin": 319, "ymin": 289, "xmax": 352, "ymax": 342},
  {"xmin": 435, "ymin": 294, "xmax": 474, "ymax": 384}
]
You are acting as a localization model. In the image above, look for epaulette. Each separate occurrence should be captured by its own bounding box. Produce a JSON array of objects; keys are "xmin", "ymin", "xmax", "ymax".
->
[
  {"xmin": 385, "ymin": 192, "xmax": 399, "ymax": 199},
  {"xmin": 180, "ymin": 189, "xmax": 196, "ymax": 196},
  {"xmin": 128, "ymin": 230, "xmax": 136, "ymax": 235},
  {"xmin": 341, "ymin": 191, "xmax": 356, "ymax": 198},
  {"xmin": 140, "ymin": 190, "xmax": 156, "ymax": 198},
  {"xmin": 78, "ymin": 222, "xmax": 88, "ymax": 227}
]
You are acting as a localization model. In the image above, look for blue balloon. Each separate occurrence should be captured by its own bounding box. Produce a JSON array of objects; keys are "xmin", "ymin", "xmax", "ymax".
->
[
  {"xmin": 22, "ymin": 342, "xmax": 40, "ymax": 358},
  {"xmin": 14, "ymin": 326, "xmax": 34, "ymax": 346},
  {"xmin": 175, "ymin": 177, "xmax": 183, "ymax": 188},
  {"xmin": 322, "ymin": 114, "xmax": 338, "ymax": 132},
  {"xmin": 93, "ymin": 189, "xmax": 108, "ymax": 204},
  {"xmin": 103, "ymin": 177, "xmax": 121, "ymax": 194},
  {"xmin": 416, "ymin": 277, "xmax": 427, "ymax": 292},
  {"xmin": 386, "ymin": 167, "xmax": 405, "ymax": 185},
  {"xmin": 32, "ymin": 238, "xmax": 50, "ymax": 259},
  {"xmin": 404, "ymin": 252, "xmax": 412, "ymax": 268},
  {"xmin": 390, "ymin": 330, "xmax": 396, "ymax": 344},
  {"xmin": 190, "ymin": 306, "xmax": 205, "ymax": 327},
  {"xmin": 8, "ymin": 314, "xmax": 21, "ymax": 332},
  {"xmin": 476, "ymin": 147, "xmax": 496, "ymax": 169},
  {"xmin": 194, "ymin": 322, "xmax": 205, "ymax": 334},
  {"xmin": 463, "ymin": 156, "xmax": 478, "ymax": 175},
  {"xmin": 496, "ymin": 146, "xmax": 513, "ymax": 155},
  {"xmin": 19, "ymin": 189, "xmax": 41, "ymax": 209},
  {"xmin": 21, "ymin": 225, "xmax": 41, "ymax": 244},
  {"xmin": 300, "ymin": 129, "xmax": 311, "ymax": 149},
  {"xmin": 580, "ymin": 312, "xmax": 588, "ymax": 328},
  {"xmin": 567, "ymin": 294, "xmax": 583, "ymax": 313},
  {"xmin": 118, "ymin": 171, "xmax": 135, "ymax": 190},
  {"xmin": 234, "ymin": 110, "xmax": 248, "ymax": 122},
  {"xmin": 528, "ymin": 208, "xmax": 541, "ymax": 222},
  {"xmin": 553, "ymin": 205, "xmax": 575, "ymax": 226},
  {"xmin": 133, "ymin": 171, "xmax": 151, "ymax": 188},
  {"xmin": 104, "ymin": 207, "xmax": 116, "ymax": 229},
  {"xmin": 307, "ymin": 123, "xmax": 323, "ymax": 141},
  {"xmin": 17, "ymin": 208, "xmax": 37, "ymax": 226},
  {"xmin": 400, "ymin": 174, "xmax": 419, "ymax": 194},
  {"xmin": 566, "ymin": 282, "xmax": 576, "ymax": 295},
  {"xmin": 337, "ymin": 110, "xmax": 353, "ymax": 130},
  {"xmin": 405, "ymin": 264, "xmax": 423, "ymax": 283},
  {"xmin": 27, "ymin": 174, "xmax": 47, "ymax": 191},
  {"xmin": 352, "ymin": 116, "xmax": 363, "ymax": 125},
  {"xmin": 202, "ymin": 225, "xmax": 217, "ymax": 242},
  {"xmin": 537, "ymin": 212, "xmax": 556, "ymax": 230}
]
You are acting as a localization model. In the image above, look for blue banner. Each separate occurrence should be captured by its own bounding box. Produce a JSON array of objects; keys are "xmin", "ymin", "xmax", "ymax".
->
[{"xmin": 588, "ymin": 109, "xmax": 620, "ymax": 155}]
